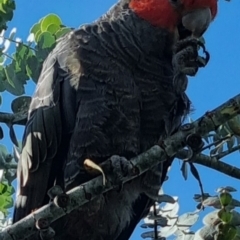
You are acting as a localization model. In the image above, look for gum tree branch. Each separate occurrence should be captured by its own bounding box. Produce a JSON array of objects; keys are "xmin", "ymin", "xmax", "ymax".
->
[
  {"xmin": 1, "ymin": 94, "xmax": 240, "ymax": 240},
  {"xmin": 0, "ymin": 112, "xmax": 27, "ymax": 126},
  {"xmin": 176, "ymin": 149, "xmax": 240, "ymax": 179}
]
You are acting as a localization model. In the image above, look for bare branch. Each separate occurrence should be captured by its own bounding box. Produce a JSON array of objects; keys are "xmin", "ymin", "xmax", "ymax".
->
[
  {"xmin": 1, "ymin": 94, "xmax": 240, "ymax": 240},
  {"xmin": 176, "ymin": 149, "xmax": 240, "ymax": 179},
  {"xmin": 0, "ymin": 112, "xmax": 27, "ymax": 126}
]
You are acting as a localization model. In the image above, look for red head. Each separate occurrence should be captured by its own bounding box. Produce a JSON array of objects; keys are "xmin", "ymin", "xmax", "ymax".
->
[{"xmin": 129, "ymin": 0, "xmax": 218, "ymax": 34}]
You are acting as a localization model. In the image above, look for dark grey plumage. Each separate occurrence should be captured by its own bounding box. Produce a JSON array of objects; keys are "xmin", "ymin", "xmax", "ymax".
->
[{"xmin": 13, "ymin": 1, "xmax": 191, "ymax": 239}]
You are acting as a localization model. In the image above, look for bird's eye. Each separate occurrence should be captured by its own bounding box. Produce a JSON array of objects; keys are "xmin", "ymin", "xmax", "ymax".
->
[{"xmin": 169, "ymin": 0, "xmax": 182, "ymax": 7}]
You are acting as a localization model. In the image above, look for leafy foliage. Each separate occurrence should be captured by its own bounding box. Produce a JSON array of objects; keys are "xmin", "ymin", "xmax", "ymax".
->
[
  {"xmin": 0, "ymin": 13, "xmax": 71, "ymax": 96},
  {"xmin": 0, "ymin": 0, "xmax": 15, "ymax": 32},
  {"xmin": 142, "ymin": 187, "xmax": 240, "ymax": 240}
]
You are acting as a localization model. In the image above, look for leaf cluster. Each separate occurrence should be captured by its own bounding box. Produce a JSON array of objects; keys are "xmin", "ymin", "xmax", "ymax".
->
[{"xmin": 0, "ymin": 0, "xmax": 15, "ymax": 32}]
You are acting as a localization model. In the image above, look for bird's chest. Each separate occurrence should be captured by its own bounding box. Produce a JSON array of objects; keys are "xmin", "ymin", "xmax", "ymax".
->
[{"xmin": 133, "ymin": 62, "xmax": 180, "ymax": 150}]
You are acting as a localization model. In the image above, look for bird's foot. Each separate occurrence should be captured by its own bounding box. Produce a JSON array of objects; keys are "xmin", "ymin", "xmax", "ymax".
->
[
  {"xmin": 107, "ymin": 155, "xmax": 131, "ymax": 186},
  {"xmin": 172, "ymin": 37, "xmax": 210, "ymax": 77},
  {"xmin": 141, "ymin": 165, "xmax": 162, "ymax": 202}
]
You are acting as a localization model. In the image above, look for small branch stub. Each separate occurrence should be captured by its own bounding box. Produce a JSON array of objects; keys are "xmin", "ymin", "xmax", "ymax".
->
[
  {"xmin": 36, "ymin": 218, "xmax": 55, "ymax": 240},
  {"xmin": 186, "ymin": 133, "xmax": 204, "ymax": 151},
  {"xmin": 54, "ymin": 193, "xmax": 69, "ymax": 208},
  {"xmin": 36, "ymin": 218, "xmax": 50, "ymax": 230}
]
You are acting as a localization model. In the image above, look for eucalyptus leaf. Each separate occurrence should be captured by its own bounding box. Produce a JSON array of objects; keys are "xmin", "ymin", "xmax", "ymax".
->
[
  {"xmin": 37, "ymin": 31, "xmax": 56, "ymax": 49},
  {"xmin": 177, "ymin": 212, "xmax": 199, "ymax": 230},
  {"xmin": 40, "ymin": 14, "xmax": 62, "ymax": 32},
  {"xmin": 46, "ymin": 23, "xmax": 60, "ymax": 35},
  {"xmin": 9, "ymin": 125, "xmax": 18, "ymax": 147},
  {"xmin": 0, "ymin": 126, "xmax": 3, "ymax": 140},
  {"xmin": 0, "ymin": 183, "xmax": 7, "ymax": 195},
  {"xmin": 26, "ymin": 54, "xmax": 42, "ymax": 82},
  {"xmin": 0, "ymin": 195, "xmax": 13, "ymax": 209},
  {"xmin": 30, "ymin": 22, "xmax": 41, "ymax": 36},
  {"xmin": 55, "ymin": 27, "xmax": 71, "ymax": 39},
  {"xmin": 3, "ymin": 64, "xmax": 25, "ymax": 96},
  {"xmin": 181, "ymin": 161, "xmax": 188, "ymax": 180},
  {"xmin": 11, "ymin": 96, "xmax": 31, "ymax": 114}
]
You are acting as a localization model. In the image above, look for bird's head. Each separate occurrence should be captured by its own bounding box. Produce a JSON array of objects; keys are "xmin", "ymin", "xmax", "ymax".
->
[{"xmin": 129, "ymin": 0, "xmax": 218, "ymax": 38}]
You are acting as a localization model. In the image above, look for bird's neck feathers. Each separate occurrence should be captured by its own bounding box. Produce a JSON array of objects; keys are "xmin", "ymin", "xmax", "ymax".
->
[
  {"xmin": 129, "ymin": 0, "xmax": 180, "ymax": 31},
  {"xmin": 95, "ymin": 0, "xmax": 177, "ymax": 60}
]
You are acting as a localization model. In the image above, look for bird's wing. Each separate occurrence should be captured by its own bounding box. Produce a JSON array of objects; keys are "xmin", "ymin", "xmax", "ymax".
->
[{"xmin": 13, "ymin": 35, "xmax": 77, "ymax": 222}]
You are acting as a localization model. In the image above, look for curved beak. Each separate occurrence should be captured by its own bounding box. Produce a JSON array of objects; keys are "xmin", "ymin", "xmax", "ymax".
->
[{"xmin": 181, "ymin": 8, "xmax": 212, "ymax": 38}]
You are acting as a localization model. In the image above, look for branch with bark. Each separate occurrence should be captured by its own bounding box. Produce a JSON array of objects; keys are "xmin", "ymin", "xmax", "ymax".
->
[
  {"xmin": 0, "ymin": 112, "xmax": 27, "ymax": 126},
  {"xmin": 176, "ymin": 149, "xmax": 240, "ymax": 179},
  {"xmin": 1, "ymin": 94, "xmax": 240, "ymax": 240}
]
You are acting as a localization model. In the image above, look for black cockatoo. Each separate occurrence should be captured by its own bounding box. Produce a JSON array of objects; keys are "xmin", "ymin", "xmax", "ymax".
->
[{"xmin": 13, "ymin": 0, "xmax": 218, "ymax": 239}]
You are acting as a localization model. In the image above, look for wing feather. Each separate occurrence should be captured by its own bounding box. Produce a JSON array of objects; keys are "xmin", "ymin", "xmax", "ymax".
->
[{"xmin": 13, "ymin": 35, "xmax": 74, "ymax": 222}]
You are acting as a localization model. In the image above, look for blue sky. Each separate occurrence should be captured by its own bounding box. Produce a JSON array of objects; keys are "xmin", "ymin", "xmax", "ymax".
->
[{"xmin": 1, "ymin": 0, "xmax": 240, "ymax": 239}]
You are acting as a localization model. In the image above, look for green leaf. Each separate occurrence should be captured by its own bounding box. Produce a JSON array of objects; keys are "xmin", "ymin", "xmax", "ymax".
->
[
  {"xmin": 0, "ymin": 3, "xmax": 7, "ymax": 14},
  {"xmin": 0, "ymin": 195, "xmax": 13, "ymax": 209},
  {"xmin": 15, "ymin": 44, "xmax": 31, "ymax": 60},
  {"xmin": 0, "ymin": 144, "xmax": 8, "ymax": 157},
  {"xmin": 46, "ymin": 23, "xmax": 60, "ymax": 35},
  {"xmin": 37, "ymin": 31, "xmax": 56, "ymax": 49},
  {"xmin": 220, "ymin": 192, "xmax": 232, "ymax": 207},
  {"xmin": 5, "ymin": 169, "xmax": 16, "ymax": 185},
  {"xmin": 30, "ymin": 22, "xmax": 41, "ymax": 35},
  {"xmin": 0, "ymin": 183, "xmax": 7, "ymax": 195},
  {"xmin": 218, "ymin": 209, "xmax": 233, "ymax": 223},
  {"xmin": 11, "ymin": 96, "xmax": 31, "ymax": 113},
  {"xmin": 4, "ymin": 65, "xmax": 14, "ymax": 87},
  {"xmin": 217, "ymin": 223, "xmax": 237, "ymax": 240},
  {"xmin": 0, "ymin": 0, "xmax": 15, "ymax": 32},
  {"xmin": 26, "ymin": 55, "xmax": 42, "ymax": 82},
  {"xmin": 34, "ymin": 29, "xmax": 42, "ymax": 42},
  {"xmin": 40, "ymin": 14, "xmax": 62, "ymax": 32},
  {"xmin": 9, "ymin": 124, "xmax": 18, "ymax": 146},
  {"xmin": 55, "ymin": 27, "xmax": 71, "ymax": 39},
  {"xmin": 11, "ymin": 45, "xmax": 34, "ymax": 84},
  {"xmin": 0, "ymin": 79, "xmax": 5, "ymax": 92},
  {"xmin": 1, "ymin": 184, "xmax": 15, "ymax": 196},
  {"xmin": 0, "ymin": 54, "xmax": 7, "ymax": 65},
  {"xmin": 0, "ymin": 65, "xmax": 6, "ymax": 92},
  {"xmin": 0, "ymin": 126, "xmax": 3, "ymax": 140},
  {"xmin": 3, "ymin": 64, "xmax": 25, "ymax": 96}
]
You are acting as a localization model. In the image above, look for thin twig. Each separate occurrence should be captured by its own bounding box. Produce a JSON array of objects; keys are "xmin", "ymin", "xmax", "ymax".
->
[
  {"xmin": 215, "ymin": 144, "xmax": 240, "ymax": 160},
  {"xmin": 176, "ymin": 149, "xmax": 240, "ymax": 179},
  {"xmin": 0, "ymin": 111, "xmax": 27, "ymax": 125},
  {"xmin": 201, "ymin": 135, "xmax": 232, "ymax": 151},
  {"xmin": 1, "ymin": 36, "xmax": 36, "ymax": 51}
]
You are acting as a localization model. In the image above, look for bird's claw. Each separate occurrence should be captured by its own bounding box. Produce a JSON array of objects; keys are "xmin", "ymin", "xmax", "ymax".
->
[
  {"xmin": 172, "ymin": 37, "xmax": 210, "ymax": 78},
  {"xmin": 107, "ymin": 155, "xmax": 131, "ymax": 188}
]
